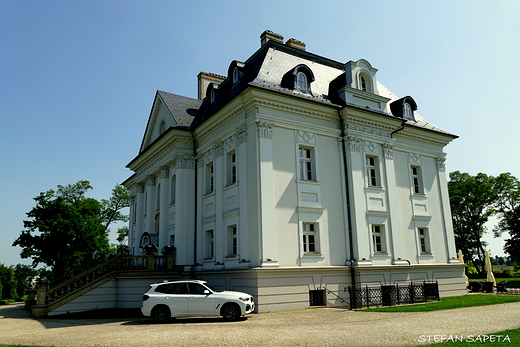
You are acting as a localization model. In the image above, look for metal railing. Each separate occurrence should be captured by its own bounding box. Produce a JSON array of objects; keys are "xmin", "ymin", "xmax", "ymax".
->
[{"xmin": 345, "ymin": 281, "xmax": 439, "ymax": 309}]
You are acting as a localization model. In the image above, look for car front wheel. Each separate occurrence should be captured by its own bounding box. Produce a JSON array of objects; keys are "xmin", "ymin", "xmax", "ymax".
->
[
  {"xmin": 151, "ymin": 305, "xmax": 171, "ymax": 323},
  {"xmin": 221, "ymin": 303, "xmax": 241, "ymax": 322}
]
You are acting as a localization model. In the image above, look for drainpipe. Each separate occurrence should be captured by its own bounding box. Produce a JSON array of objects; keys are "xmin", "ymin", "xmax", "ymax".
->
[
  {"xmin": 190, "ymin": 130, "xmax": 198, "ymax": 279},
  {"xmin": 390, "ymin": 119, "xmax": 406, "ymax": 138},
  {"xmin": 337, "ymin": 108, "xmax": 356, "ymax": 309}
]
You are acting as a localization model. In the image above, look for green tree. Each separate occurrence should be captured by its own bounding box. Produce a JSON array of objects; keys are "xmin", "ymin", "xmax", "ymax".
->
[
  {"xmin": 13, "ymin": 181, "xmax": 129, "ymax": 278},
  {"xmin": 0, "ymin": 264, "xmax": 16, "ymax": 300},
  {"xmin": 448, "ymin": 171, "xmax": 496, "ymax": 274},
  {"xmin": 493, "ymin": 173, "xmax": 520, "ymax": 260}
]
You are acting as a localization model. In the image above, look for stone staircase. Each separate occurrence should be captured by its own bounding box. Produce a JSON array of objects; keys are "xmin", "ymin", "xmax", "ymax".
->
[{"xmin": 31, "ymin": 254, "xmax": 182, "ymax": 317}]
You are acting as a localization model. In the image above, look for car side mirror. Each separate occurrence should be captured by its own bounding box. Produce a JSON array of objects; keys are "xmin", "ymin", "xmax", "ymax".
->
[{"xmin": 204, "ymin": 289, "xmax": 211, "ymax": 295}]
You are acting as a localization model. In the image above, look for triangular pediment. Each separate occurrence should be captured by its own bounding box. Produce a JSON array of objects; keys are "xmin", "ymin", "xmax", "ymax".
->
[{"xmin": 139, "ymin": 91, "xmax": 201, "ymax": 153}]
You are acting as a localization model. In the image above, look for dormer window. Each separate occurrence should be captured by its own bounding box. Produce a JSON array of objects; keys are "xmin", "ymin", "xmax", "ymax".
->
[
  {"xmin": 281, "ymin": 64, "xmax": 315, "ymax": 95},
  {"xmin": 159, "ymin": 120, "xmax": 166, "ymax": 134},
  {"xmin": 360, "ymin": 76, "xmax": 367, "ymax": 92},
  {"xmin": 232, "ymin": 67, "xmax": 239, "ymax": 84},
  {"xmin": 404, "ymin": 103, "xmax": 413, "ymax": 120},
  {"xmin": 296, "ymin": 72, "xmax": 308, "ymax": 93},
  {"xmin": 210, "ymin": 89, "xmax": 216, "ymax": 103},
  {"xmin": 389, "ymin": 96, "xmax": 418, "ymax": 121}
]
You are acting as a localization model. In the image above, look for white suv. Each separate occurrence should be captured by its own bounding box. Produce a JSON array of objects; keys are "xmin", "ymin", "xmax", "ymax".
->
[{"xmin": 141, "ymin": 280, "xmax": 255, "ymax": 322}]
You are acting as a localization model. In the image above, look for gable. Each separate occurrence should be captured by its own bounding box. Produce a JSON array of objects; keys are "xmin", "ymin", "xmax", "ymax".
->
[{"xmin": 139, "ymin": 91, "xmax": 201, "ymax": 153}]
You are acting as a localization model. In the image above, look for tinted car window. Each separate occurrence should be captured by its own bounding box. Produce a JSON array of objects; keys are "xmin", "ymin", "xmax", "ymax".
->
[
  {"xmin": 172, "ymin": 283, "xmax": 189, "ymax": 294},
  {"xmin": 155, "ymin": 284, "xmax": 173, "ymax": 294},
  {"xmin": 188, "ymin": 283, "xmax": 208, "ymax": 295}
]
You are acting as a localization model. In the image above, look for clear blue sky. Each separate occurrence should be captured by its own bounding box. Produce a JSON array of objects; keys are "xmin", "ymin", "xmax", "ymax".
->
[{"xmin": 1, "ymin": 0, "xmax": 519, "ymax": 267}]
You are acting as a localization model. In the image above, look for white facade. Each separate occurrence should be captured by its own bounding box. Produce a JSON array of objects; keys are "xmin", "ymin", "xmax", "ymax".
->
[{"xmin": 124, "ymin": 31, "xmax": 466, "ymax": 311}]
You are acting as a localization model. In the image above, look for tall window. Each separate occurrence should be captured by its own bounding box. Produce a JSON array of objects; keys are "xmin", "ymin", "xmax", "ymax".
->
[
  {"xmin": 170, "ymin": 175, "xmax": 176, "ymax": 204},
  {"xmin": 296, "ymin": 72, "xmax": 308, "ymax": 93},
  {"xmin": 299, "ymin": 147, "xmax": 313, "ymax": 181},
  {"xmin": 205, "ymin": 230, "xmax": 214, "ymax": 259},
  {"xmin": 227, "ymin": 225, "xmax": 237, "ymax": 257},
  {"xmin": 372, "ymin": 225, "xmax": 385, "ymax": 253},
  {"xmin": 227, "ymin": 151, "xmax": 237, "ymax": 185},
  {"xmin": 411, "ymin": 166, "xmax": 423, "ymax": 194},
  {"xmin": 232, "ymin": 67, "xmax": 239, "ymax": 84},
  {"xmin": 156, "ymin": 184, "xmax": 161, "ymax": 211},
  {"xmin": 206, "ymin": 162, "xmax": 214, "ymax": 193},
  {"xmin": 366, "ymin": 156, "xmax": 379, "ymax": 187},
  {"xmin": 418, "ymin": 228, "xmax": 430, "ymax": 253},
  {"xmin": 360, "ymin": 76, "xmax": 367, "ymax": 92},
  {"xmin": 303, "ymin": 223, "xmax": 318, "ymax": 253}
]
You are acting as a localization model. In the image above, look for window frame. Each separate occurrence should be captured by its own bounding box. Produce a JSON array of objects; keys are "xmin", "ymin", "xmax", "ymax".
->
[
  {"xmin": 418, "ymin": 227, "xmax": 431, "ymax": 254},
  {"xmin": 227, "ymin": 225, "xmax": 238, "ymax": 257},
  {"xmin": 206, "ymin": 162, "xmax": 214, "ymax": 194},
  {"xmin": 299, "ymin": 146, "xmax": 314, "ymax": 181},
  {"xmin": 170, "ymin": 175, "xmax": 176, "ymax": 204},
  {"xmin": 302, "ymin": 222, "xmax": 319, "ymax": 254},
  {"xmin": 371, "ymin": 224, "xmax": 386, "ymax": 254},
  {"xmin": 411, "ymin": 165, "xmax": 424, "ymax": 194},
  {"xmin": 205, "ymin": 229, "xmax": 215, "ymax": 260},
  {"xmin": 227, "ymin": 150, "xmax": 237, "ymax": 186},
  {"xmin": 366, "ymin": 155, "xmax": 380, "ymax": 187}
]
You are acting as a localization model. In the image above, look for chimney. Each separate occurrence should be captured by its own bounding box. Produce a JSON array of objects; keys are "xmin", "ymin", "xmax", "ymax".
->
[
  {"xmin": 260, "ymin": 30, "xmax": 284, "ymax": 46},
  {"xmin": 197, "ymin": 72, "xmax": 226, "ymax": 100},
  {"xmin": 285, "ymin": 38, "xmax": 306, "ymax": 51}
]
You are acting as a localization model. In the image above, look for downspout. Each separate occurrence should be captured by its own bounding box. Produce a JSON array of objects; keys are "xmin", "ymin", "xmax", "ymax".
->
[
  {"xmin": 390, "ymin": 119, "xmax": 406, "ymax": 138},
  {"xmin": 190, "ymin": 130, "xmax": 198, "ymax": 279},
  {"xmin": 337, "ymin": 108, "xmax": 356, "ymax": 309}
]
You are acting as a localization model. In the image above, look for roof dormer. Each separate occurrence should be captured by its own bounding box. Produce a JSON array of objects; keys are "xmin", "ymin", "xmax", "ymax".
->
[{"xmin": 390, "ymin": 96, "xmax": 418, "ymax": 121}]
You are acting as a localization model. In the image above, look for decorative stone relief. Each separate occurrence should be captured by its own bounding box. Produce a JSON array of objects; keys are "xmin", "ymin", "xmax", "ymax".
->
[
  {"xmin": 409, "ymin": 152, "xmax": 422, "ymax": 163},
  {"xmin": 346, "ymin": 123, "xmax": 391, "ymax": 138},
  {"xmin": 297, "ymin": 130, "xmax": 316, "ymax": 145},
  {"xmin": 146, "ymin": 175, "xmax": 156, "ymax": 187},
  {"xmin": 136, "ymin": 183, "xmax": 145, "ymax": 194},
  {"xmin": 159, "ymin": 166, "xmax": 169, "ymax": 179},
  {"xmin": 236, "ymin": 126, "xmax": 248, "ymax": 145},
  {"xmin": 345, "ymin": 136, "xmax": 362, "ymax": 152},
  {"xmin": 225, "ymin": 135, "xmax": 236, "ymax": 151},
  {"xmin": 257, "ymin": 121, "xmax": 273, "ymax": 139},
  {"xmin": 436, "ymin": 157, "xmax": 446, "ymax": 171},
  {"xmin": 204, "ymin": 148, "xmax": 214, "ymax": 163},
  {"xmin": 214, "ymin": 142, "xmax": 224, "ymax": 157},
  {"xmin": 175, "ymin": 156, "xmax": 195, "ymax": 169},
  {"xmin": 364, "ymin": 140, "xmax": 378, "ymax": 153},
  {"xmin": 382, "ymin": 143, "xmax": 394, "ymax": 159}
]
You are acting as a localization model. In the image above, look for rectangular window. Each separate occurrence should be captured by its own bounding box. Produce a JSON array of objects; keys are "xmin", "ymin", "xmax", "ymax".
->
[
  {"xmin": 205, "ymin": 230, "xmax": 214, "ymax": 259},
  {"xmin": 303, "ymin": 223, "xmax": 318, "ymax": 253},
  {"xmin": 206, "ymin": 163, "xmax": 214, "ymax": 194},
  {"xmin": 411, "ymin": 166, "xmax": 423, "ymax": 194},
  {"xmin": 170, "ymin": 175, "xmax": 176, "ymax": 204},
  {"xmin": 418, "ymin": 228, "xmax": 430, "ymax": 253},
  {"xmin": 366, "ymin": 156, "xmax": 379, "ymax": 187},
  {"xmin": 372, "ymin": 225, "xmax": 385, "ymax": 253},
  {"xmin": 227, "ymin": 225, "xmax": 237, "ymax": 256},
  {"xmin": 227, "ymin": 151, "xmax": 237, "ymax": 185},
  {"xmin": 299, "ymin": 147, "xmax": 314, "ymax": 181}
]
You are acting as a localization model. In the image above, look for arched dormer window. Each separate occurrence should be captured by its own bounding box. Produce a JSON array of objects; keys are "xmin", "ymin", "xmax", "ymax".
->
[
  {"xmin": 232, "ymin": 67, "xmax": 240, "ymax": 84},
  {"xmin": 358, "ymin": 72, "xmax": 372, "ymax": 93},
  {"xmin": 389, "ymin": 96, "xmax": 418, "ymax": 121},
  {"xmin": 210, "ymin": 89, "xmax": 216, "ymax": 103},
  {"xmin": 360, "ymin": 76, "xmax": 367, "ymax": 92},
  {"xmin": 281, "ymin": 64, "xmax": 315, "ymax": 95},
  {"xmin": 296, "ymin": 72, "xmax": 308, "ymax": 93}
]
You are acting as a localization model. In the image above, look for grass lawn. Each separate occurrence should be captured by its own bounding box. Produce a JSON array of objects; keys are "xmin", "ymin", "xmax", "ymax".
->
[{"xmin": 360, "ymin": 294, "xmax": 520, "ymax": 312}]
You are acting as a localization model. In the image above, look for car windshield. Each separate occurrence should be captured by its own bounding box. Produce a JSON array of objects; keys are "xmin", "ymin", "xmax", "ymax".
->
[{"xmin": 204, "ymin": 283, "xmax": 223, "ymax": 292}]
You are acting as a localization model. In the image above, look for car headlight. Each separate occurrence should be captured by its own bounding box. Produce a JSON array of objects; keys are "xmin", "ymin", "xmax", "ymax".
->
[{"xmin": 239, "ymin": 297, "xmax": 249, "ymax": 301}]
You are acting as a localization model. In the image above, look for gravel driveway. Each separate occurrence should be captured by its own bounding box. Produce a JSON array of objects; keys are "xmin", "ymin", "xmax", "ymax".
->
[{"xmin": 2, "ymin": 302, "xmax": 520, "ymax": 346}]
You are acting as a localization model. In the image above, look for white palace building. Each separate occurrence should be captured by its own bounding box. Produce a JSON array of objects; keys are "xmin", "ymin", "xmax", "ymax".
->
[{"xmin": 123, "ymin": 30, "xmax": 466, "ymax": 311}]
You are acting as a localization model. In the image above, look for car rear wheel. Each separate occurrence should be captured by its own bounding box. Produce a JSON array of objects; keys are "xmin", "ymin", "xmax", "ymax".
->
[
  {"xmin": 151, "ymin": 305, "xmax": 171, "ymax": 323},
  {"xmin": 221, "ymin": 303, "xmax": 241, "ymax": 322}
]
